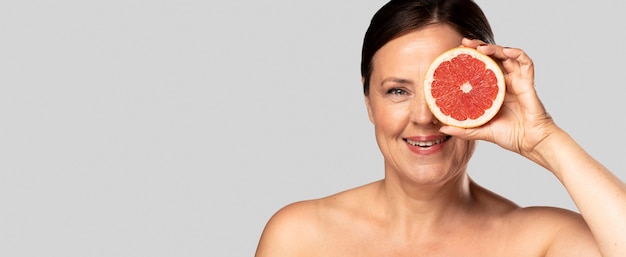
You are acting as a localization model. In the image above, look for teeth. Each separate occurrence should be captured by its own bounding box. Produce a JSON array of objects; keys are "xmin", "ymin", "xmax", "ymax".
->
[{"xmin": 405, "ymin": 136, "xmax": 449, "ymax": 147}]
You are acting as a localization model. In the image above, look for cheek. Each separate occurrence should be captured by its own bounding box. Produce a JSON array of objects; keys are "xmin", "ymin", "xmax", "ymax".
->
[
  {"xmin": 372, "ymin": 103, "xmax": 408, "ymax": 134},
  {"xmin": 451, "ymin": 139, "xmax": 476, "ymax": 163}
]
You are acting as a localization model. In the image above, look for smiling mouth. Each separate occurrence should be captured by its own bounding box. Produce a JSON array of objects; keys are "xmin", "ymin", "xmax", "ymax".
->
[{"xmin": 404, "ymin": 136, "xmax": 451, "ymax": 147}]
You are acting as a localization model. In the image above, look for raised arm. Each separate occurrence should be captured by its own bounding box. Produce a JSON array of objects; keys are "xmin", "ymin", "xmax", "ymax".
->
[
  {"xmin": 441, "ymin": 38, "xmax": 626, "ymax": 257},
  {"xmin": 531, "ymin": 126, "xmax": 626, "ymax": 256}
]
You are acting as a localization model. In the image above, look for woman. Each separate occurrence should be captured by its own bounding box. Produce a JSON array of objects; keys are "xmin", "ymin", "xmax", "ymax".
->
[{"xmin": 255, "ymin": 0, "xmax": 626, "ymax": 256}]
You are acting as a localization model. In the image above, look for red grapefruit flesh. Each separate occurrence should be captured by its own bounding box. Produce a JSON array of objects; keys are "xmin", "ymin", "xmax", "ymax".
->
[{"xmin": 424, "ymin": 47, "xmax": 505, "ymax": 128}]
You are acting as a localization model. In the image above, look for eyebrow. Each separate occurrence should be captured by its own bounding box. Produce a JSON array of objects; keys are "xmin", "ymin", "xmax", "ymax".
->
[{"xmin": 380, "ymin": 77, "xmax": 414, "ymax": 86}]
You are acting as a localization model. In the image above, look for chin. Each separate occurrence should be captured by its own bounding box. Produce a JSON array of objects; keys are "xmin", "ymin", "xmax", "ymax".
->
[{"xmin": 394, "ymin": 164, "xmax": 466, "ymax": 187}]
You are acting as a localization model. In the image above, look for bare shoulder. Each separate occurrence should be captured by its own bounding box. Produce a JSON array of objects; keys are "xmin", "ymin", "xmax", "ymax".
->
[
  {"xmin": 255, "ymin": 182, "xmax": 377, "ymax": 257},
  {"xmin": 254, "ymin": 199, "xmax": 322, "ymax": 257},
  {"xmin": 471, "ymin": 183, "xmax": 600, "ymax": 256},
  {"xmin": 508, "ymin": 206, "xmax": 601, "ymax": 256}
]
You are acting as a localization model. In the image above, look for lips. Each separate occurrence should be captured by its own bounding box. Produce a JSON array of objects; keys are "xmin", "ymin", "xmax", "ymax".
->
[{"xmin": 403, "ymin": 135, "xmax": 451, "ymax": 147}]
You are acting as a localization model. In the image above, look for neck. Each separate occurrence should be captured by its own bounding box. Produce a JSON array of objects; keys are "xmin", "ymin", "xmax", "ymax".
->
[{"xmin": 376, "ymin": 171, "xmax": 475, "ymax": 236}]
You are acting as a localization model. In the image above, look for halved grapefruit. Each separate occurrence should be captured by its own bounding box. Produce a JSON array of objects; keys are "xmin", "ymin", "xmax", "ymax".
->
[{"xmin": 424, "ymin": 47, "xmax": 505, "ymax": 128}]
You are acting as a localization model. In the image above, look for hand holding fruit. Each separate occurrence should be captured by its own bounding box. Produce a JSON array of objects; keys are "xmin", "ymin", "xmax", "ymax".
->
[{"xmin": 439, "ymin": 38, "xmax": 559, "ymax": 161}]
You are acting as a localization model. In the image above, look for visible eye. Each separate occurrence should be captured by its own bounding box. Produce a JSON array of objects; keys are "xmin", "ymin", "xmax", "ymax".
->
[{"xmin": 387, "ymin": 88, "xmax": 408, "ymax": 96}]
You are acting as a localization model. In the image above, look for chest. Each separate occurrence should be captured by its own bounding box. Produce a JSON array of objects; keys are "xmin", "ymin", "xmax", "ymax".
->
[{"xmin": 312, "ymin": 225, "xmax": 543, "ymax": 257}]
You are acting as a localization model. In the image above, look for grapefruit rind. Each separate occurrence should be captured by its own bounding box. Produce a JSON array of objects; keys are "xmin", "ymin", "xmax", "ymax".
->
[{"xmin": 424, "ymin": 47, "xmax": 505, "ymax": 128}]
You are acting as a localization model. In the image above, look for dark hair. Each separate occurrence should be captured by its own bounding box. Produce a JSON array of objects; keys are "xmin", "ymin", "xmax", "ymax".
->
[{"xmin": 361, "ymin": 0, "xmax": 495, "ymax": 95}]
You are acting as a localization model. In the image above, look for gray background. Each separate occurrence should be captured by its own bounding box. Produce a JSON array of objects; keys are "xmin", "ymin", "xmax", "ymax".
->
[{"xmin": 1, "ymin": 0, "xmax": 624, "ymax": 256}]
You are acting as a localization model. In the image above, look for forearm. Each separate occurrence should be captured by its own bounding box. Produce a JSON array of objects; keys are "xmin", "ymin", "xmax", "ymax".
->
[{"xmin": 534, "ymin": 130, "xmax": 626, "ymax": 256}]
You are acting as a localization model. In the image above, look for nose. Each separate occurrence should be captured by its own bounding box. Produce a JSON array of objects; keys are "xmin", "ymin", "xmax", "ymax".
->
[{"xmin": 410, "ymin": 89, "xmax": 439, "ymax": 126}]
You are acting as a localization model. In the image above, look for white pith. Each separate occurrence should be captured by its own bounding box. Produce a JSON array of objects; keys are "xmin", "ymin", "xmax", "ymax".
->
[{"xmin": 460, "ymin": 82, "xmax": 473, "ymax": 93}]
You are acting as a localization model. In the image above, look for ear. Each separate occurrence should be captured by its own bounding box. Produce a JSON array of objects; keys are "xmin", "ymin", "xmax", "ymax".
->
[
  {"xmin": 362, "ymin": 77, "xmax": 375, "ymax": 124},
  {"xmin": 365, "ymin": 96, "xmax": 374, "ymax": 124}
]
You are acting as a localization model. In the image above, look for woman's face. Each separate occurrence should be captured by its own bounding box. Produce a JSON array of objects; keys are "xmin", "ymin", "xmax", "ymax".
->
[{"xmin": 365, "ymin": 23, "xmax": 475, "ymax": 186}]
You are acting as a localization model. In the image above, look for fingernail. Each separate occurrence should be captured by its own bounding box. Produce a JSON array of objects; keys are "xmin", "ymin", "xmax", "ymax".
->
[{"xmin": 479, "ymin": 44, "xmax": 488, "ymax": 46}]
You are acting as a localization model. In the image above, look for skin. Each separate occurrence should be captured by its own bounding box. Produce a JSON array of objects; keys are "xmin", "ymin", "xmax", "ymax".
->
[{"xmin": 256, "ymin": 23, "xmax": 626, "ymax": 256}]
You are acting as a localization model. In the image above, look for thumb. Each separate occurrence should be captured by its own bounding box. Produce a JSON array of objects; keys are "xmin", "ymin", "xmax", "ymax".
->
[{"xmin": 439, "ymin": 125, "xmax": 484, "ymax": 141}]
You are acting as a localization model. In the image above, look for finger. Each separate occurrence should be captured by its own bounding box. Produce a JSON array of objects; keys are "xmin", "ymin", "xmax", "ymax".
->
[
  {"xmin": 502, "ymin": 47, "xmax": 534, "ymax": 78},
  {"xmin": 461, "ymin": 37, "xmax": 486, "ymax": 48},
  {"xmin": 499, "ymin": 48, "xmax": 535, "ymax": 95},
  {"xmin": 482, "ymin": 47, "xmax": 533, "ymax": 76},
  {"xmin": 461, "ymin": 38, "xmax": 510, "ymax": 63},
  {"xmin": 439, "ymin": 125, "xmax": 492, "ymax": 142},
  {"xmin": 475, "ymin": 46, "xmax": 534, "ymax": 88},
  {"xmin": 475, "ymin": 44, "xmax": 509, "ymax": 61}
]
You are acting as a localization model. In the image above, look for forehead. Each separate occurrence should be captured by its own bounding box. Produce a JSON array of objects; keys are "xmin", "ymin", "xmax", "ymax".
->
[{"xmin": 371, "ymin": 24, "xmax": 463, "ymax": 80}]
